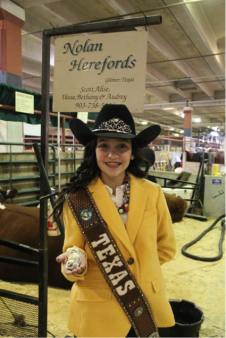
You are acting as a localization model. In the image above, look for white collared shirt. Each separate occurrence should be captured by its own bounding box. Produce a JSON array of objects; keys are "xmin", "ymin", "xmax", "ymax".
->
[{"xmin": 104, "ymin": 184, "xmax": 128, "ymax": 225}]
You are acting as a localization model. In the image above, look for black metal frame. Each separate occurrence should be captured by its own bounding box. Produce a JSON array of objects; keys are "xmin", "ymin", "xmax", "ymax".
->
[
  {"xmin": 40, "ymin": 15, "xmax": 162, "ymax": 337},
  {"xmin": 0, "ymin": 289, "xmax": 39, "ymax": 305},
  {"xmin": 33, "ymin": 143, "xmax": 64, "ymax": 237},
  {"xmin": 148, "ymin": 154, "xmax": 207, "ymax": 222},
  {"xmin": 0, "ymin": 238, "xmax": 39, "ymax": 267}
]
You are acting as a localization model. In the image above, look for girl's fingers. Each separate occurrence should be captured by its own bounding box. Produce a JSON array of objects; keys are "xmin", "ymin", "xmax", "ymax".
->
[{"xmin": 56, "ymin": 253, "xmax": 67, "ymax": 263}]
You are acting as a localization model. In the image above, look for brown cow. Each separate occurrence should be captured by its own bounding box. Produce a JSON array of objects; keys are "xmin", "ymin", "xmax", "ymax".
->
[
  {"xmin": 0, "ymin": 193, "xmax": 187, "ymax": 289},
  {"xmin": 164, "ymin": 192, "xmax": 187, "ymax": 223},
  {"xmin": 0, "ymin": 203, "xmax": 71, "ymax": 289}
]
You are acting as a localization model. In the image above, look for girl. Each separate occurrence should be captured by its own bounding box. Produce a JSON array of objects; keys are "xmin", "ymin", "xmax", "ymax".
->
[{"xmin": 55, "ymin": 104, "xmax": 176, "ymax": 337}]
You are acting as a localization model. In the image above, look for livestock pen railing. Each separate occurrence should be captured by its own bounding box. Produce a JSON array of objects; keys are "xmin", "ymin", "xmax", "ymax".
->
[{"xmin": 0, "ymin": 141, "xmax": 83, "ymax": 206}]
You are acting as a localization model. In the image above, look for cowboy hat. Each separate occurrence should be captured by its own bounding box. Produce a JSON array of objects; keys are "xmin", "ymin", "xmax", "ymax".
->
[{"xmin": 70, "ymin": 104, "xmax": 161, "ymax": 148}]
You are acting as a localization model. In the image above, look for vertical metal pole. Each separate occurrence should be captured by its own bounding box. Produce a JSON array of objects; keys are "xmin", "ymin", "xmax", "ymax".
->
[
  {"xmin": 51, "ymin": 145, "xmax": 56, "ymax": 188},
  {"xmin": 38, "ymin": 30, "xmax": 50, "ymax": 338},
  {"xmin": 33, "ymin": 143, "xmax": 65, "ymax": 238},
  {"xmin": 74, "ymin": 145, "xmax": 76, "ymax": 174},
  {"xmin": 62, "ymin": 117, "xmax": 66, "ymax": 152},
  {"xmin": 9, "ymin": 144, "xmax": 12, "ymax": 190},
  {"xmin": 57, "ymin": 112, "xmax": 61, "ymax": 191}
]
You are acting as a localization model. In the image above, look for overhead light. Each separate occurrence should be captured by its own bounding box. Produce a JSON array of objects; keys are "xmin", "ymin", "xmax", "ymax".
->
[
  {"xmin": 170, "ymin": 128, "xmax": 174, "ymax": 130},
  {"xmin": 183, "ymin": 0, "xmax": 203, "ymax": 2},
  {"xmin": 135, "ymin": 119, "xmax": 149, "ymax": 125},
  {"xmin": 193, "ymin": 118, "xmax": 201, "ymax": 123},
  {"xmin": 163, "ymin": 108, "xmax": 174, "ymax": 110},
  {"xmin": 173, "ymin": 133, "xmax": 179, "ymax": 136},
  {"xmin": 144, "ymin": 99, "xmax": 225, "ymax": 110},
  {"xmin": 180, "ymin": 130, "xmax": 184, "ymax": 133}
]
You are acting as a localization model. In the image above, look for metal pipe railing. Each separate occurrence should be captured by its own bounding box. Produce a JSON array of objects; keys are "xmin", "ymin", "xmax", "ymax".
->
[{"xmin": 0, "ymin": 141, "xmax": 83, "ymax": 206}]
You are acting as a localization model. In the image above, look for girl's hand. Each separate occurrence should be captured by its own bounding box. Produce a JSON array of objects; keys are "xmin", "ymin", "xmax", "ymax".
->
[{"xmin": 56, "ymin": 251, "xmax": 87, "ymax": 276}]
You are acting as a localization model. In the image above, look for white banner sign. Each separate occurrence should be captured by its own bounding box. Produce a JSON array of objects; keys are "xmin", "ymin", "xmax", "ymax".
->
[{"xmin": 53, "ymin": 31, "xmax": 148, "ymax": 113}]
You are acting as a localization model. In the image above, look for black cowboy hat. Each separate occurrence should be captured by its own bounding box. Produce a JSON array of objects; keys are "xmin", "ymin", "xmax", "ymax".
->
[{"xmin": 70, "ymin": 104, "xmax": 161, "ymax": 148}]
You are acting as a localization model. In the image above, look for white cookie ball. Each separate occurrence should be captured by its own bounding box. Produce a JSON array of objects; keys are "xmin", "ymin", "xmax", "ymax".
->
[
  {"xmin": 68, "ymin": 252, "xmax": 81, "ymax": 265},
  {"xmin": 66, "ymin": 259, "xmax": 79, "ymax": 270},
  {"xmin": 66, "ymin": 246, "xmax": 79, "ymax": 257}
]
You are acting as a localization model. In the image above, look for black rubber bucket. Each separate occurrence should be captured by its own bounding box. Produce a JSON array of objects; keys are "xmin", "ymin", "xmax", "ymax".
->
[{"xmin": 159, "ymin": 299, "xmax": 204, "ymax": 337}]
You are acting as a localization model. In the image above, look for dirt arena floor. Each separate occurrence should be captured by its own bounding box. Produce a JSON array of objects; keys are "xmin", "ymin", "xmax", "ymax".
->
[{"xmin": 0, "ymin": 215, "xmax": 225, "ymax": 338}]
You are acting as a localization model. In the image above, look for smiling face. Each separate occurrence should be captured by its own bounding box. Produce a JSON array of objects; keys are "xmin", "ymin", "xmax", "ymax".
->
[{"xmin": 96, "ymin": 137, "xmax": 133, "ymax": 188}]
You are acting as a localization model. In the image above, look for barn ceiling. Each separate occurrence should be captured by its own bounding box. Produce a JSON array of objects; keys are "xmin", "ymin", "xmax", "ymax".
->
[{"xmin": 10, "ymin": 0, "xmax": 225, "ymax": 138}]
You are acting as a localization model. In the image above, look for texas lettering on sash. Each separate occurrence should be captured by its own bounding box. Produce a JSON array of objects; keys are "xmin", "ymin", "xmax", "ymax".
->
[{"xmin": 65, "ymin": 187, "xmax": 159, "ymax": 338}]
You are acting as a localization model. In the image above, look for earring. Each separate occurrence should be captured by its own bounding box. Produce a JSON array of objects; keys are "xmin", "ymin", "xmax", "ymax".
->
[{"xmin": 131, "ymin": 155, "xmax": 135, "ymax": 160}]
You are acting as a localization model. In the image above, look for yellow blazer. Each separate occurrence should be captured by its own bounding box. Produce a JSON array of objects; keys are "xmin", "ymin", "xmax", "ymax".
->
[{"xmin": 62, "ymin": 175, "xmax": 176, "ymax": 337}]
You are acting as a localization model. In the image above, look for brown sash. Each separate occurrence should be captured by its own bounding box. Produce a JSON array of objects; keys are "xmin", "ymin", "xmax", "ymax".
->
[{"xmin": 65, "ymin": 186, "xmax": 159, "ymax": 338}]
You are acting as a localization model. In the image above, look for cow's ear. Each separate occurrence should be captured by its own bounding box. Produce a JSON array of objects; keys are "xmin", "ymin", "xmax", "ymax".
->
[{"xmin": 6, "ymin": 188, "xmax": 18, "ymax": 199}]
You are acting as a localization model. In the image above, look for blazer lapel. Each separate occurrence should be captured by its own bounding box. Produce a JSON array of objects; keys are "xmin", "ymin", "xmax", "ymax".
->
[
  {"xmin": 88, "ymin": 178, "xmax": 133, "ymax": 251},
  {"xmin": 126, "ymin": 175, "xmax": 149, "ymax": 244}
]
